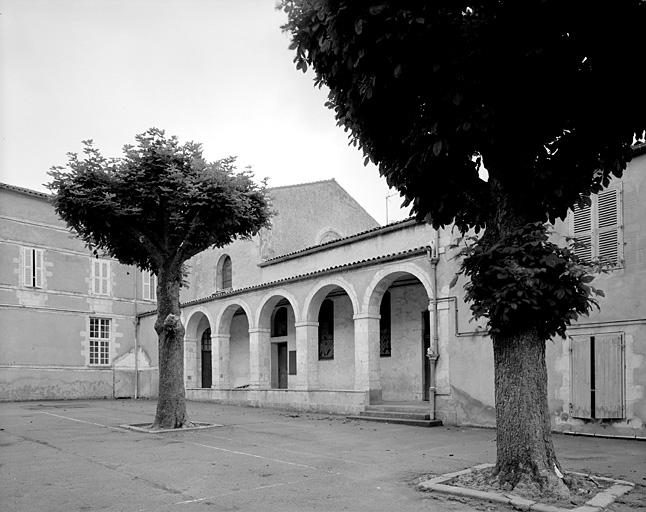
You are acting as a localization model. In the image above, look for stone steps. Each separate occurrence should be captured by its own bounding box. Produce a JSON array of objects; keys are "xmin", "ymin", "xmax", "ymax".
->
[{"xmin": 347, "ymin": 404, "xmax": 443, "ymax": 428}]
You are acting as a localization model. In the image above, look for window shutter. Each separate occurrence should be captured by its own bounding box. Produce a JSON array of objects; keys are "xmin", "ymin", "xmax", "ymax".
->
[
  {"xmin": 594, "ymin": 334, "xmax": 624, "ymax": 418},
  {"xmin": 23, "ymin": 248, "xmax": 33, "ymax": 286},
  {"xmin": 597, "ymin": 189, "xmax": 620, "ymax": 265},
  {"xmin": 92, "ymin": 260, "xmax": 100, "ymax": 294},
  {"xmin": 105, "ymin": 261, "xmax": 111, "ymax": 295},
  {"xmin": 34, "ymin": 249, "xmax": 44, "ymax": 288},
  {"xmin": 150, "ymin": 274, "xmax": 156, "ymax": 301},
  {"xmin": 142, "ymin": 272, "xmax": 151, "ymax": 300},
  {"xmin": 570, "ymin": 336, "xmax": 591, "ymax": 418},
  {"xmin": 572, "ymin": 204, "xmax": 592, "ymax": 262}
]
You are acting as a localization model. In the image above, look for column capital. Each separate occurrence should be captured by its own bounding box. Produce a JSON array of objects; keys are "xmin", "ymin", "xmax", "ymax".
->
[
  {"xmin": 211, "ymin": 333, "xmax": 230, "ymax": 340},
  {"xmin": 295, "ymin": 321, "xmax": 319, "ymax": 328},
  {"xmin": 353, "ymin": 313, "xmax": 381, "ymax": 321},
  {"xmin": 248, "ymin": 327, "xmax": 271, "ymax": 334}
]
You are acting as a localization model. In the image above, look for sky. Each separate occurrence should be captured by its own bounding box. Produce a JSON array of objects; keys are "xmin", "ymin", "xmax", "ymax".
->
[{"xmin": 0, "ymin": 0, "xmax": 411, "ymax": 225}]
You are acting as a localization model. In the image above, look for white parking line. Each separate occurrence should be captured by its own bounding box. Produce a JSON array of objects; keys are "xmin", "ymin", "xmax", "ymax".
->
[
  {"xmin": 198, "ymin": 431, "xmax": 376, "ymax": 467},
  {"xmin": 187, "ymin": 441, "xmax": 340, "ymax": 474},
  {"xmin": 39, "ymin": 411, "xmax": 123, "ymax": 430}
]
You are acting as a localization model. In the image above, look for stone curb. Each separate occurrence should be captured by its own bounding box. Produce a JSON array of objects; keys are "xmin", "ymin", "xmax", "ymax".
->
[
  {"xmin": 418, "ymin": 463, "xmax": 635, "ymax": 512},
  {"xmin": 119, "ymin": 422, "xmax": 222, "ymax": 433}
]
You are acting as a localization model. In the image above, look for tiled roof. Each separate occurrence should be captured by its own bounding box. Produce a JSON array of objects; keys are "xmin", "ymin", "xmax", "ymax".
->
[
  {"xmin": 138, "ymin": 245, "xmax": 429, "ymax": 317},
  {"xmin": 259, "ymin": 217, "xmax": 417, "ymax": 266},
  {"xmin": 0, "ymin": 182, "xmax": 50, "ymax": 199}
]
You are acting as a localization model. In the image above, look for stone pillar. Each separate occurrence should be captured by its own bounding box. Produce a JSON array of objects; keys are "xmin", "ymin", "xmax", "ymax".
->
[
  {"xmin": 184, "ymin": 336, "xmax": 199, "ymax": 387},
  {"xmin": 295, "ymin": 321, "xmax": 319, "ymax": 390},
  {"xmin": 249, "ymin": 327, "xmax": 271, "ymax": 389},
  {"xmin": 353, "ymin": 313, "xmax": 382, "ymax": 404},
  {"xmin": 211, "ymin": 333, "xmax": 230, "ymax": 389}
]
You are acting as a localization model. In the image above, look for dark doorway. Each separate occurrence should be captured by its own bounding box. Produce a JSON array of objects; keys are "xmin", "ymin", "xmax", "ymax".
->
[
  {"xmin": 201, "ymin": 328, "xmax": 212, "ymax": 388},
  {"xmin": 422, "ymin": 311, "xmax": 430, "ymax": 401},
  {"xmin": 277, "ymin": 342, "xmax": 288, "ymax": 389}
]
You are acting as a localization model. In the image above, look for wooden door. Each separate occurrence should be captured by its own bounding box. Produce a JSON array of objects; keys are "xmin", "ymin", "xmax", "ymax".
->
[
  {"xmin": 201, "ymin": 328, "xmax": 212, "ymax": 388},
  {"xmin": 277, "ymin": 342, "xmax": 288, "ymax": 389},
  {"xmin": 422, "ymin": 310, "xmax": 430, "ymax": 401}
]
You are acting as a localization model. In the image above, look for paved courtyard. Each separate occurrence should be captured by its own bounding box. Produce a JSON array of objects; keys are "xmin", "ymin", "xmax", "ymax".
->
[{"xmin": 1, "ymin": 399, "xmax": 644, "ymax": 511}]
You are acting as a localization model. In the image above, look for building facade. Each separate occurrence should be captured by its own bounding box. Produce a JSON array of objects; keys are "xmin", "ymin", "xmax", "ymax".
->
[
  {"xmin": 2, "ymin": 150, "xmax": 645, "ymax": 437},
  {"xmin": 0, "ymin": 184, "xmax": 159, "ymax": 400}
]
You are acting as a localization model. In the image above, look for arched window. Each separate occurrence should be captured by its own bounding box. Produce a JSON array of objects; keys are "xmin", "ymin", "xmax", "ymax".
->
[
  {"xmin": 272, "ymin": 307, "xmax": 288, "ymax": 337},
  {"xmin": 318, "ymin": 299, "xmax": 334, "ymax": 360},
  {"xmin": 217, "ymin": 254, "xmax": 232, "ymax": 290},
  {"xmin": 380, "ymin": 291, "xmax": 392, "ymax": 357}
]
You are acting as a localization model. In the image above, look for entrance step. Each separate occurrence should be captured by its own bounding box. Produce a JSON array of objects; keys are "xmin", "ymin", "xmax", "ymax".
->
[{"xmin": 348, "ymin": 404, "xmax": 443, "ymax": 427}]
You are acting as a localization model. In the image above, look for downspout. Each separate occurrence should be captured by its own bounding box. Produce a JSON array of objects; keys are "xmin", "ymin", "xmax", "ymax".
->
[
  {"xmin": 133, "ymin": 270, "xmax": 138, "ymax": 400},
  {"xmin": 426, "ymin": 231, "xmax": 440, "ymax": 420}
]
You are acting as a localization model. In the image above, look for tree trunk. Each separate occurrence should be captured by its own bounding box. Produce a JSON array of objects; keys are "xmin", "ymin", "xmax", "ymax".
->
[
  {"xmin": 492, "ymin": 329, "xmax": 568, "ymax": 496},
  {"xmin": 152, "ymin": 265, "xmax": 190, "ymax": 429},
  {"xmin": 483, "ymin": 177, "xmax": 567, "ymax": 496}
]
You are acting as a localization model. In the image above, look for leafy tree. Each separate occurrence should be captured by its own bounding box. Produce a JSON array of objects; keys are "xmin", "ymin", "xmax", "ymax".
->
[
  {"xmin": 48, "ymin": 129, "xmax": 271, "ymax": 429},
  {"xmin": 281, "ymin": 0, "xmax": 646, "ymax": 495}
]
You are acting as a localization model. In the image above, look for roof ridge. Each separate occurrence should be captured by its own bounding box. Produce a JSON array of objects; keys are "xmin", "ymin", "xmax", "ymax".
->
[{"xmin": 267, "ymin": 178, "xmax": 336, "ymax": 191}]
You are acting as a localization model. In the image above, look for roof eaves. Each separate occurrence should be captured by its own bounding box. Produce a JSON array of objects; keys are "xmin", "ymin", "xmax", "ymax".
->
[{"xmin": 258, "ymin": 217, "xmax": 417, "ymax": 267}]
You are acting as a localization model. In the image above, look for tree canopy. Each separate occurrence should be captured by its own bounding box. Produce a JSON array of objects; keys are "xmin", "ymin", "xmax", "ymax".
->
[
  {"xmin": 48, "ymin": 128, "xmax": 271, "ymax": 277},
  {"xmin": 283, "ymin": 1, "xmax": 645, "ymax": 231}
]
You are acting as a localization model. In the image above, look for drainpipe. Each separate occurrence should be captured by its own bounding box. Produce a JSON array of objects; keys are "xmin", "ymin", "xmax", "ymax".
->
[
  {"xmin": 426, "ymin": 231, "xmax": 440, "ymax": 420},
  {"xmin": 133, "ymin": 270, "xmax": 139, "ymax": 400}
]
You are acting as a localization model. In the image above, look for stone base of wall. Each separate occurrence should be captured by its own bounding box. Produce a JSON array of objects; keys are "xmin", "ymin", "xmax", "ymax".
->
[
  {"xmin": 0, "ymin": 366, "xmax": 159, "ymax": 401},
  {"xmin": 186, "ymin": 388, "xmax": 368, "ymax": 415}
]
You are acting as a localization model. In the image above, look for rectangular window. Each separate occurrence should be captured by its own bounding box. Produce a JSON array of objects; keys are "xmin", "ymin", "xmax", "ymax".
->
[
  {"xmin": 570, "ymin": 333, "xmax": 624, "ymax": 419},
  {"xmin": 89, "ymin": 317, "xmax": 111, "ymax": 365},
  {"xmin": 142, "ymin": 271, "xmax": 157, "ymax": 301},
  {"xmin": 22, "ymin": 247, "xmax": 44, "ymax": 288},
  {"xmin": 572, "ymin": 186, "xmax": 623, "ymax": 266},
  {"xmin": 91, "ymin": 259, "xmax": 111, "ymax": 295}
]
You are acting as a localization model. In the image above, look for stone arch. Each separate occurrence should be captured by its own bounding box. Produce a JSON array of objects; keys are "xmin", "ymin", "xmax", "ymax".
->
[
  {"xmin": 184, "ymin": 306, "xmax": 214, "ymax": 340},
  {"xmin": 363, "ymin": 262, "xmax": 434, "ymax": 316},
  {"xmin": 303, "ymin": 277, "xmax": 359, "ymax": 323},
  {"xmin": 255, "ymin": 289, "xmax": 300, "ymax": 331},
  {"xmin": 214, "ymin": 298, "xmax": 253, "ymax": 336}
]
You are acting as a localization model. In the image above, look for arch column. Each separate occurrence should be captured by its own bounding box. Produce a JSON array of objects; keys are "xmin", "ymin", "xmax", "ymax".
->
[
  {"xmin": 295, "ymin": 321, "xmax": 319, "ymax": 390},
  {"xmin": 211, "ymin": 333, "xmax": 230, "ymax": 389},
  {"xmin": 249, "ymin": 327, "xmax": 271, "ymax": 388},
  {"xmin": 353, "ymin": 313, "xmax": 382, "ymax": 403},
  {"xmin": 184, "ymin": 335, "xmax": 199, "ymax": 386}
]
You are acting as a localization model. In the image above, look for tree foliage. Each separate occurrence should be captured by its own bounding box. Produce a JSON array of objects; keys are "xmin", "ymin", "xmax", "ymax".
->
[
  {"xmin": 282, "ymin": 0, "xmax": 645, "ymax": 230},
  {"xmin": 48, "ymin": 128, "xmax": 271, "ymax": 275},
  {"xmin": 452, "ymin": 223, "xmax": 606, "ymax": 339}
]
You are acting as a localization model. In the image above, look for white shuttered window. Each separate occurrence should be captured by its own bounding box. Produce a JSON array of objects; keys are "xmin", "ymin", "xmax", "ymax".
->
[
  {"xmin": 142, "ymin": 271, "xmax": 157, "ymax": 301},
  {"xmin": 22, "ymin": 247, "xmax": 44, "ymax": 288},
  {"xmin": 570, "ymin": 333, "xmax": 625, "ymax": 419},
  {"xmin": 572, "ymin": 186, "xmax": 622, "ymax": 265},
  {"xmin": 91, "ymin": 259, "xmax": 111, "ymax": 295}
]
